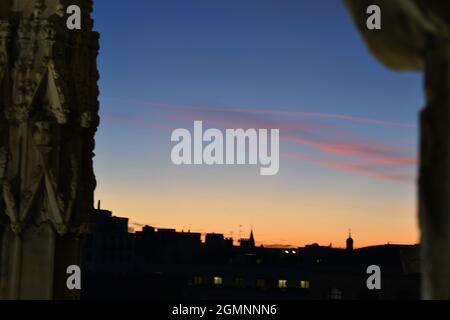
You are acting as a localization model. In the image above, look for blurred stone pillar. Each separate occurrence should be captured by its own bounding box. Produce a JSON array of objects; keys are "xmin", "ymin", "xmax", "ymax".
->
[
  {"xmin": 420, "ymin": 42, "xmax": 450, "ymax": 299},
  {"xmin": 0, "ymin": 0, "xmax": 99, "ymax": 299},
  {"xmin": 343, "ymin": 0, "xmax": 450, "ymax": 299}
]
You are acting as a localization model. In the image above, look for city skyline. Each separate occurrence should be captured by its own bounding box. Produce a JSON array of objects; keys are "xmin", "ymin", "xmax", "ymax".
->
[
  {"xmin": 97, "ymin": 200, "xmax": 417, "ymax": 249},
  {"xmin": 93, "ymin": 205, "xmax": 414, "ymax": 250},
  {"xmin": 92, "ymin": 1, "xmax": 421, "ymax": 248}
]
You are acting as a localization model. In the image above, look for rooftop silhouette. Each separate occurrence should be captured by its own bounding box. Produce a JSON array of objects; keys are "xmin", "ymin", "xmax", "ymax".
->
[{"xmin": 81, "ymin": 208, "xmax": 420, "ymax": 300}]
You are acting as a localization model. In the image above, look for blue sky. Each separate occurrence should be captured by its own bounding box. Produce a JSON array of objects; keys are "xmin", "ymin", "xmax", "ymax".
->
[{"xmin": 91, "ymin": 1, "xmax": 422, "ymax": 247}]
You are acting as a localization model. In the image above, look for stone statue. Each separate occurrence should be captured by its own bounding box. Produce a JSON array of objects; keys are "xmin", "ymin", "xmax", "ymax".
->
[
  {"xmin": 343, "ymin": 0, "xmax": 450, "ymax": 299},
  {"xmin": 0, "ymin": 0, "xmax": 99, "ymax": 299}
]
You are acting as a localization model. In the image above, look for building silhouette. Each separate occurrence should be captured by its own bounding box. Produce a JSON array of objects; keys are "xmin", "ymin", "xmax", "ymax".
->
[
  {"xmin": 239, "ymin": 229, "xmax": 255, "ymax": 250},
  {"xmin": 81, "ymin": 208, "xmax": 420, "ymax": 300}
]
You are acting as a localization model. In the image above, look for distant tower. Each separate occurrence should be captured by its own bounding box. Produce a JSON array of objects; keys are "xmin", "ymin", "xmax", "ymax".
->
[
  {"xmin": 346, "ymin": 229, "xmax": 354, "ymax": 251},
  {"xmin": 249, "ymin": 228, "xmax": 255, "ymax": 247},
  {"xmin": 239, "ymin": 228, "xmax": 255, "ymax": 250}
]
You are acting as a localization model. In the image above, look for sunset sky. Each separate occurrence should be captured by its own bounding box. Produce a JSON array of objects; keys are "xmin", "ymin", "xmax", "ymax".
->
[{"xmin": 92, "ymin": 0, "xmax": 422, "ymax": 248}]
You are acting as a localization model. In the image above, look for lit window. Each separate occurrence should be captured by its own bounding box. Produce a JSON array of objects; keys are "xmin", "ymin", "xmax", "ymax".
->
[
  {"xmin": 256, "ymin": 279, "xmax": 266, "ymax": 289},
  {"xmin": 329, "ymin": 288, "xmax": 342, "ymax": 300},
  {"xmin": 300, "ymin": 280, "xmax": 310, "ymax": 289},
  {"xmin": 235, "ymin": 277, "xmax": 245, "ymax": 288},
  {"xmin": 193, "ymin": 276, "xmax": 203, "ymax": 286},
  {"xmin": 278, "ymin": 280, "xmax": 288, "ymax": 289},
  {"xmin": 214, "ymin": 276, "xmax": 223, "ymax": 286}
]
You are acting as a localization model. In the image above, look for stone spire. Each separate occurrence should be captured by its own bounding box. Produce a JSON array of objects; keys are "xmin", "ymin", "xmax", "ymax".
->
[{"xmin": 0, "ymin": 0, "xmax": 99, "ymax": 299}]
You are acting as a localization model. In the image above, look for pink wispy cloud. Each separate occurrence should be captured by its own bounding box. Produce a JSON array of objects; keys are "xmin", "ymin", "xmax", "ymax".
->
[
  {"xmin": 102, "ymin": 111, "xmax": 175, "ymax": 132},
  {"xmin": 102, "ymin": 97, "xmax": 417, "ymax": 183},
  {"xmin": 184, "ymin": 106, "xmax": 417, "ymax": 129},
  {"xmin": 173, "ymin": 107, "xmax": 417, "ymax": 183},
  {"xmin": 283, "ymin": 136, "xmax": 417, "ymax": 166},
  {"xmin": 283, "ymin": 152, "xmax": 415, "ymax": 183},
  {"xmin": 172, "ymin": 108, "xmax": 334, "ymax": 134},
  {"xmin": 103, "ymin": 97, "xmax": 416, "ymax": 129},
  {"xmin": 324, "ymin": 161, "xmax": 415, "ymax": 183}
]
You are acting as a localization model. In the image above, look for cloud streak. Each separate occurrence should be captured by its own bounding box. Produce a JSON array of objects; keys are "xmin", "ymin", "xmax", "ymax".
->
[
  {"xmin": 283, "ymin": 136, "xmax": 417, "ymax": 166},
  {"xmin": 101, "ymin": 97, "xmax": 417, "ymax": 183},
  {"xmin": 102, "ymin": 97, "xmax": 417, "ymax": 129},
  {"xmin": 194, "ymin": 107, "xmax": 417, "ymax": 129},
  {"xmin": 173, "ymin": 107, "xmax": 417, "ymax": 183},
  {"xmin": 283, "ymin": 151, "xmax": 415, "ymax": 183}
]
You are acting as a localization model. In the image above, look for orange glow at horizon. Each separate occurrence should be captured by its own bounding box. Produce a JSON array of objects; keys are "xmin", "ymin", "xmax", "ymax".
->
[
  {"xmin": 92, "ymin": 0, "xmax": 423, "ymax": 252},
  {"xmin": 95, "ymin": 177, "xmax": 419, "ymax": 249}
]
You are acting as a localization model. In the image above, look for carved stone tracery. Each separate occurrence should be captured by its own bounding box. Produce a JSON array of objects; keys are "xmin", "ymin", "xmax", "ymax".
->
[{"xmin": 0, "ymin": 0, "xmax": 99, "ymax": 299}]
